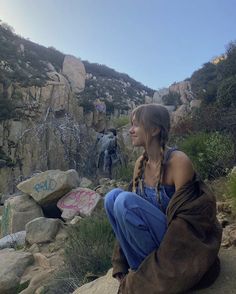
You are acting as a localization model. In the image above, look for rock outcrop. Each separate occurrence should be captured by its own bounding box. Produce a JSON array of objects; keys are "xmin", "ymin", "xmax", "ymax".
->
[
  {"xmin": 72, "ymin": 248, "xmax": 236, "ymax": 294},
  {"xmin": 0, "ymin": 248, "xmax": 34, "ymax": 294},
  {"xmin": 62, "ymin": 55, "xmax": 86, "ymax": 93}
]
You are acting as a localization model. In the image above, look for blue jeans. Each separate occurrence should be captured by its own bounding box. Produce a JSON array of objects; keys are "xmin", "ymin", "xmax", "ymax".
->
[{"xmin": 104, "ymin": 188, "xmax": 167, "ymax": 270}]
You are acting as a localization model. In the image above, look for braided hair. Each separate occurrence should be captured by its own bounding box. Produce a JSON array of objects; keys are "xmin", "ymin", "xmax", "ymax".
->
[{"xmin": 131, "ymin": 104, "xmax": 170, "ymax": 198}]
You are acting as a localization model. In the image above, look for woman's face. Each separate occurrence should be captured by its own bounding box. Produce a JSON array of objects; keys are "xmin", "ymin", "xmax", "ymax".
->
[{"xmin": 129, "ymin": 117, "xmax": 146, "ymax": 147}]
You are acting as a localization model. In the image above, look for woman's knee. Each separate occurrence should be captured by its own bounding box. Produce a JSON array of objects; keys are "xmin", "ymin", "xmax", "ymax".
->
[
  {"xmin": 104, "ymin": 188, "xmax": 124, "ymax": 213},
  {"xmin": 113, "ymin": 191, "xmax": 135, "ymax": 218}
]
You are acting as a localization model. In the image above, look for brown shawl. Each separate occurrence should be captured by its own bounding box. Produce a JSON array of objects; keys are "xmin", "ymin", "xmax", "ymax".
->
[{"xmin": 112, "ymin": 175, "xmax": 222, "ymax": 294}]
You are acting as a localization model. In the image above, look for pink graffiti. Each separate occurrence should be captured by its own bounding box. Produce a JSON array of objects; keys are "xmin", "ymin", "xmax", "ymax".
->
[{"xmin": 57, "ymin": 188, "xmax": 99, "ymax": 212}]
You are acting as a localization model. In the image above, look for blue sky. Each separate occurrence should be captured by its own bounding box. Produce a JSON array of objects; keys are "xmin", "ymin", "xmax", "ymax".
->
[{"xmin": 0, "ymin": 0, "xmax": 236, "ymax": 90}]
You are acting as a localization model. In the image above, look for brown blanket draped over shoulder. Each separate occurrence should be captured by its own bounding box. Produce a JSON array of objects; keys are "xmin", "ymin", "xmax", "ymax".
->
[{"xmin": 112, "ymin": 175, "xmax": 222, "ymax": 294}]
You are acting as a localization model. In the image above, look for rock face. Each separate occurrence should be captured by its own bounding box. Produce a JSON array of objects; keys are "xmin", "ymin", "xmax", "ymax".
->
[
  {"xmin": 72, "ymin": 248, "xmax": 236, "ymax": 294},
  {"xmin": 0, "ymin": 24, "xmax": 153, "ymax": 196},
  {"xmin": 169, "ymin": 81, "xmax": 192, "ymax": 104},
  {"xmin": 0, "ymin": 248, "xmax": 34, "ymax": 294},
  {"xmin": 62, "ymin": 55, "xmax": 86, "ymax": 93},
  {"xmin": 1, "ymin": 194, "xmax": 43, "ymax": 237},
  {"xmin": 17, "ymin": 169, "xmax": 80, "ymax": 205}
]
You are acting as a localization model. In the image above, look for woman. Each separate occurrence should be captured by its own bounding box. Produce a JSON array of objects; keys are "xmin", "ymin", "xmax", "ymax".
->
[{"xmin": 104, "ymin": 104, "xmax": 222, "ymax": 294}]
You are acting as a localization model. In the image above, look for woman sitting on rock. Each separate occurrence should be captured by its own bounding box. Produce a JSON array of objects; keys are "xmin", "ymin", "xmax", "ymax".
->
[{"xmin": 104, "ymin": 104, "xmax": 222, "ymax": 294}]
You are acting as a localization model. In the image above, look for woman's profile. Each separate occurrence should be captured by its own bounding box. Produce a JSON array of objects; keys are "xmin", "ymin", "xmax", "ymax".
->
[{"xmin": 104, "ymin": 103, "xmax": 222, "ymax": 294}]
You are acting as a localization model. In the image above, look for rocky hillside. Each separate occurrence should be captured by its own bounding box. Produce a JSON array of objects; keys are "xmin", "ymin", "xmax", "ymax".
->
[{"xmin": 0, "ymin": 23, "xmax": 154, "ymax": 196}]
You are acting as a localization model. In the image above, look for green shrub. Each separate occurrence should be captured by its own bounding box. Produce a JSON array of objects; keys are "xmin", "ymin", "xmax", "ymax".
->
[
  {"xmin": 79, "ymin": 99, "xmax": 94, "ymax": 113},
  {"xmin": 216, "ymin": 75, "xmax": 236, "ymax": 107},
  {"xmin": 162, "ymin": 91, "xmax": 181, "ymax": 107},
  {"xmin": 114, "ymin": 163, "xmax": 133, "ymax": 182},
  {"xmin": 44, "ymin": 210, "xmax": 115, "ymax": 293},
  {"xmin": 178, "ymin": 132, "xmax": 235, "ymax": 180},
  {"xmin": 112, "ymin": 115, "xmax": 129, "ymax": 128}
]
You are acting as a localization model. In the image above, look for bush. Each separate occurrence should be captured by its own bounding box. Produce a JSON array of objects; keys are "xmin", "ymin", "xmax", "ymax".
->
[
  {"xmin": 44, "ymin": 210, "xmax": 115, "ymax": 293},
  {"xmin": 79, "ymin": 99, "xmax": 94, "ymax": 113},
  {"xmin": 112, "ymin": 115, "xmax": 129, "ymax": 128},
  {"xmin": 216, "ymin": 75, "xmax": 236, "ymax": 107},
  {"xmin": 162, "ymin": 91, "xmax": 181, "ymax": 107},
  {"xmin": 177, "ymin": 132, "xmax": 235, "ymax": 180},
  {"xmin": 114, "ymin": 163, "xmax": 133, "ymax": 182}
]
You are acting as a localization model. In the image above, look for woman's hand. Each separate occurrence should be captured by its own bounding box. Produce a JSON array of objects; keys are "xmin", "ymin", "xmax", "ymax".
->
[{"xmin": 114, "ymin": 272, "xmax": 127, "ymax": 282}]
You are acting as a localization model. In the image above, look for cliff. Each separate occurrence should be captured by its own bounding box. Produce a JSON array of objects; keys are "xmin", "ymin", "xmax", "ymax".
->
[{"xmin": 0, "ymin": 24, "xmax": 153, "ymax": 195}]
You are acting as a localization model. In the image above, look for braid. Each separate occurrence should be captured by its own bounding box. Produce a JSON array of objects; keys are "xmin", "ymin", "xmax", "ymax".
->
[
  {"xmin": 134, "ymin": 151, "xmax": 148, "ymax": 192},
  {"xmin": 156, "ymin": 128, "xmax": 167, "ymax": 206}
]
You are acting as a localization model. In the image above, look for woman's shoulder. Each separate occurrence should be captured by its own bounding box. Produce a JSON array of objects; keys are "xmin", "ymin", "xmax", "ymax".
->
[{"xmin": 168, "ymin": 149, "xmax": 195, "ymax": 190}]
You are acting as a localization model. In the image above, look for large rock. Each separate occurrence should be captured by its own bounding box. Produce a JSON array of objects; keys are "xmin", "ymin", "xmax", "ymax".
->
[
  {"xmin": 73, "ymin": 268, "xmax": 119, "ymax": 294},
  {"xmin": 73, "ymin": 248, "xmax": 236, "ymax": 294},
  {"xmin": 153, "ymin": 88, "xmax": 169, "ymax": 104},
  {"xmin": 169, "ymin": 80, "xmax": 192, "ymax": 104},
  {"xmin": 1, "ymin": 194, "xmax": 43, "ymax": 237},
  {"xmin": 17, "ymin": 169, "xmax": 80, "ymax": 205},
  {"xmin": 172, "ymin": 104, "xmax": 190, "ymax": 125},
  {"xmin": 19, "ymin": 268, "xmax": 55, "ymax": 294},
  {"xmin": 0, "ymin": 248, "xmax": 34, "ymax": 294},
  {"xmin": 57, "ymin": 187, "xmax": 101, "ymax": 219},
  {"xmin": 25, "ymin": 217, "xmax": 61, "ymax": 245},
  {"xmin": 62, "ymin": 55, "xmax": 86, "ymax": 93}
]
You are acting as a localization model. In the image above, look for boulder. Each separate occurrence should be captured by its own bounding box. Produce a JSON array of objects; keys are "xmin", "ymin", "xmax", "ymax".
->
[
  {"xmin": 0, "ymin": 231, "xmax": 26, "ymax": 249},
  {"xmin": 19, "ymin": 268, "xmax": 55, "ymax": 294},
  {"xmin": 62, "ymin": 55, "xmax": 86, "ymax": 93},
  {"xmin": 73, "ymin": 248, "xmax": 236, "ymax": 294},
  {"xmin": 0, "ymin": 248, "xmax": 33, "ymax": 294},
  {"xmin": 190, "ymin": 99, "xmax": 201, "ymax": 109},
  {"xmin": 25, "ymin": 217, "xmax": 61, "ymax": 245},
  {"xmin": 79, "ymin": 177, "xmax": 93, "ymax": 188},
  {"xmin": 57, "ymin": 187, "xmax": 101, "ymax": 219},
  {"xmin": 17, "ymin": 169, "xmax": 80, "ymax": 205},
  {"xmin": 1, "ymin": 194, "xmax": 43, "ymax": 236},
  {"xmin": 73, "ymin": 268, "xmax": 119, "ymax": 294}
]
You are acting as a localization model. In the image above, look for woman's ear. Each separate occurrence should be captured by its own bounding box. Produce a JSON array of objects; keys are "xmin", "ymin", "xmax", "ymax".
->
[{"xmin": 151, "ymin": 127, "xmax": 160, "ymax": 137}]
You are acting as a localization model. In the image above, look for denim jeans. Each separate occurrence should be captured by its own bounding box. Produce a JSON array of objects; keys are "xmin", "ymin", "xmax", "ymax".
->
[{"xmin": 104, "ymin": 188, "xmax": 167, "ymax": 270}]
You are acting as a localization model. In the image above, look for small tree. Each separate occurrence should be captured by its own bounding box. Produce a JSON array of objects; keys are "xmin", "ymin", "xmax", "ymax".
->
[
  {"xmin": 162, "ymin": 91, "xmax": 181, "ymax": 107},
  {"xmin": 216, "ymin": 75, "xmax": 236, "ymax": 107}
]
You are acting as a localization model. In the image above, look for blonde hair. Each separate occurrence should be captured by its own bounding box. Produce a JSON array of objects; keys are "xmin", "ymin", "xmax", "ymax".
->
[{"xmin": 131, "ymin": 104, "xmax": 170, "ymax": 201}]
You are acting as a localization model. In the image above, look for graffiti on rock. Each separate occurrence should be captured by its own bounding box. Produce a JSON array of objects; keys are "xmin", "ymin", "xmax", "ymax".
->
[
  {"xmin": 57, "ymin": 188, "xmax": 100, "ymax": 215},
  {"xmin": 34, "ymin": 178, "xmax": 57, "ymax": 193}
]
